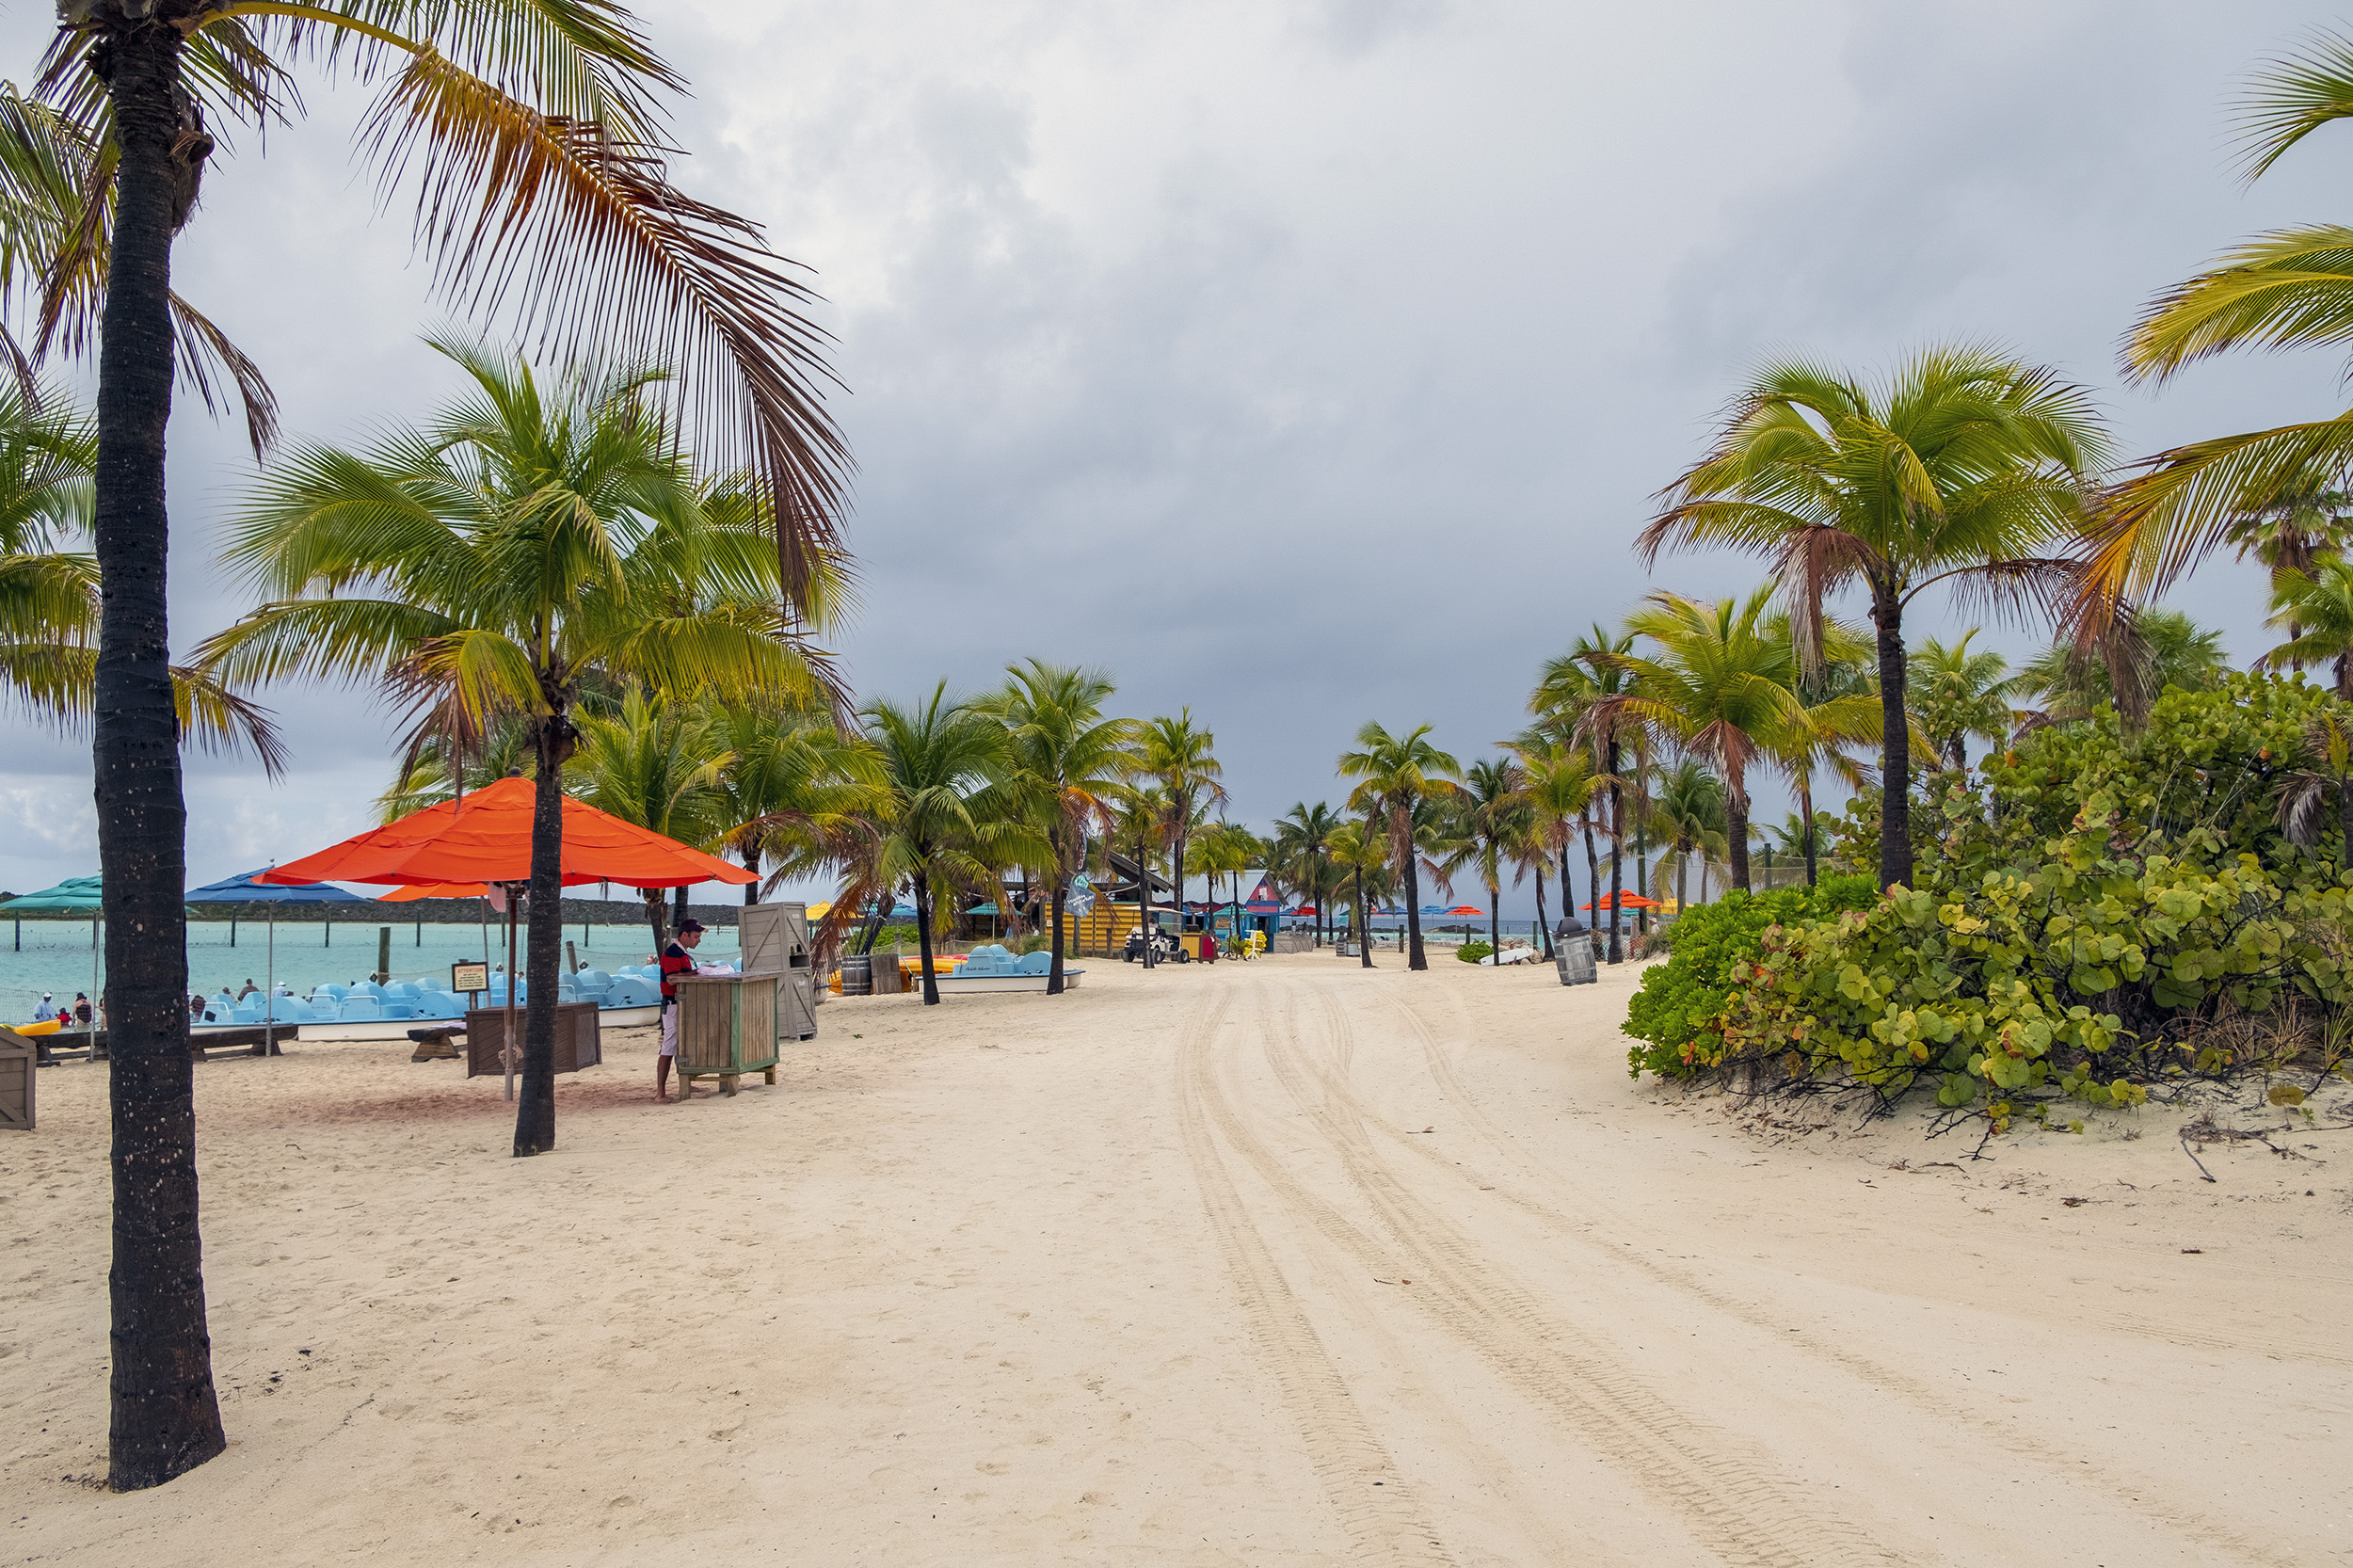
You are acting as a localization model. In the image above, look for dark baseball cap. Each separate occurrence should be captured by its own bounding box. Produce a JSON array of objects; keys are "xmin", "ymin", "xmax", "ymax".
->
[{"xmin": 676, "ymin": 919, "xmax": 706, "ymax": 935}]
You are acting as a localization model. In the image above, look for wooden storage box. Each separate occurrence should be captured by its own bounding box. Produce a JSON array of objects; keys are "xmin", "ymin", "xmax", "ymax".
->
[
  {"xmin": 464, "ymin": 1001, "xmax": 603, "ymax": 1080},
  {"xmin": 0, "ymin": 1028, "xmax": 34, "ymax": 1130},
  {"xmin": 674, "ymin": 974, "xmax": 783, "ymax": 1096}
]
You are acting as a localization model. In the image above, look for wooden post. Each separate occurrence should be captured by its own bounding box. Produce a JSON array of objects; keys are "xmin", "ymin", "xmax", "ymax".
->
[{"xmin": 376, "ymin": 925, "xmax": 391, "ymax": 984}]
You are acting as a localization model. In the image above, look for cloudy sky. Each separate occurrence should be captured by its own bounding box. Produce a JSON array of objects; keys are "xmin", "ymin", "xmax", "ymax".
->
[{"xmin": 0, "ymin": 0, "xmax": 2346, "ymax": 912}]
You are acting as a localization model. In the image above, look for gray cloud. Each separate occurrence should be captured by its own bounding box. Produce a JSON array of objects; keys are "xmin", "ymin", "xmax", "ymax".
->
[{"xmin": 0, "ymin": 0, "xmax": 2344, "ymax": 916}]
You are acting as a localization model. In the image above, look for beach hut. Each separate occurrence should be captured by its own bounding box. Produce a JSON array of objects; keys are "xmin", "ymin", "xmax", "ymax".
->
[{"xmin": 184, "ymin": 871, "xmax": 377, "ymax": 1054}]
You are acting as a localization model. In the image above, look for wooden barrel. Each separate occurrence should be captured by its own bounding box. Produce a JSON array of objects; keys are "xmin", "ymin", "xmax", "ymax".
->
[{"xmin": 840, "ymin": 954, "xmax": 872, "ymax": 995}]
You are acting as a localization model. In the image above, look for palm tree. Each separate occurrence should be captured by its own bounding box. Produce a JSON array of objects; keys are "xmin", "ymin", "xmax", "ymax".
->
[
  {"xmin": 1139, "ymin": 711, "xmax": 1224, "ymax": 920},
  {"xmin": 201, "ymin": 340, "xmax": 824, "ymax": 1160},
  {"xmin": 1647, "ymin": 759, "xmax": 1729, "ymax": 915},
  {"xmin": 1504, "ymin": 734, "xmax": 1598, "ymax": 944},
  {"xmin": 20, "ymin": 7, "xmax": 855, "ymax": 1489},
  {"xmin": 1908, "ymin": 631, "xmax": 2024, "ymax": 772},
  {"xmin": 1273, "ymin": 801, "xmax": 1343, "ymax": 948},
  {"xmin": 712, "ymin": 708, "xmax": 888, "ymax": 918},
  {"xmin": 1337, "ymin": 722, "xmax": 1461, "ymax": 970},
  {"xmin": 2018, "ymin": 609, "xmax": 2229, "ymax": 724},
  {"xmin": 1645, "ymin": 347, "xmax": 2111, "ymax": 890},
  {"xmin": 861, "ymin": 685, "xmax": 1041, "ymax": 1004},
  {"xmin": 1448, "ymin": 758, "xmax": 1527, "ymax": 963},
  {"xmin": 976, "ymin": 661, "xmax": 1137, "ymax": 994},
  {"xmin": 1109, "ymin": 782, "xmax": 1175, "ymax": 966},
  {"xmin": 1602, "ymin": 588, "xmax": 1878, "ymax": 894},
  {"xmin": 2258, "ymin": 562, "xmax": 2353, "ymax": 697},
  {"xmin": 1325, "ymin": 820, "xmax": 1392, "ymax": 969},
  {"xmin": 1534, "ymin": 627, "xmax": 1639, "ymax": 960},
  {"xmin": 568, "ymin": 685, "xmax": 730, "ymax": 952},
  {"xmin": 2279, "ymin": 710, "xmax": 2353, "ymax": 870},
  {"xmin": 2089, "ymin": 35, "xmax": 2353, "ymax": 623}
]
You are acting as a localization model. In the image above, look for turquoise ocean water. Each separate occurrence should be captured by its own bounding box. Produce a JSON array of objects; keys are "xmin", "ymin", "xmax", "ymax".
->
[{"xmin": 0, "ymin": 917, "xmax": 742, "ymax": 1026}]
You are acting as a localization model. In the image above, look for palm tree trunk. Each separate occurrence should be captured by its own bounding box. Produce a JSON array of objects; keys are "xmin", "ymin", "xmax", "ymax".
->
[
  {"xmin": 1799, "ymin": 774, "xmax": 1818, "ymax": 888},
  {"xmin": 96, "ymin": 18, "xmax": 225, "ymax": 1493},
  {"xmin": 1874, "ymin": 589, "xmax": 1913, "ymax": 890},
  {"xmin": 1633, "ymin": 742, "xmax": 1651, "ymax": 936},
  {"xmin": 1048, "ymin": 885, "xmax": 1070, "ymax": 995},
  {"xmin": 1356, "ymin": 864, "xmax": 1373, "ymax": 968},
  {"xmin": 1136, "ymin": 834, "xmax": 1156, "ymax": 969},
  {"xmin": 1487, "ymin": 885, "xmax": 1499, "ymax": 963},
  {"xmin": 1401, "ymin": 807, "xmax": 1427, "ymax": 971},
  {"xmin": 1605, "ymin": 756, "xmax": 1625, "ymax": 964},
  {"xmin": 1534, "ymin": 866, "xmax": 1552, "ymax": 957},
  {"xmin": 1676, "ymin": 850, "xmax": 1689, "ymax": 915},
  {"xmin": 514, "ymin": 714, "xmax": 570, "ymax": 1156},
  {"xmin": 672, "ymin": 884, "xmax": 690, "ymax": 938},
  {"xmin": 742, "ymin": 841, "xmax": 760, "ymax": 905},
  {"xmin": 1580, "ymin": 811, "xmax": 1601, "ymax": 958},
  {"xmin": 913, "ymin": 870, "xmax": 940, "ymax": 1005},
  {"xmin": 642, "ymin": 888, "xmax": 666, "ymax": 955},
  {"xmin": 1726, "ymin": 760, "xmax": 1753, "ymax": 895}
]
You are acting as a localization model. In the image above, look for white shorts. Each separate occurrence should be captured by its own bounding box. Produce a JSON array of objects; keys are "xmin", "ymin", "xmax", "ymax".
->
[{"xmin": 660, "ymin": 1002, "xmax": 678, "ymax": 1057}]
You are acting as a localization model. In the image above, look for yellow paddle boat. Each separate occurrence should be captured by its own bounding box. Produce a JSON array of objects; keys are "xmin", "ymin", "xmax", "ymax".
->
[{"xmin": 12, "ymin": 1017, "xmax": 61, "ymax": 1036}]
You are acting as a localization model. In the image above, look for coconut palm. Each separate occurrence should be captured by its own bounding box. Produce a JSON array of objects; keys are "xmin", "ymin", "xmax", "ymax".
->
[
  {"xmin": 1325, "ymin": 819, "xmax": 1393, "ymax": 969},
  {"xmin": 1908, "ymin": 631, "xmax": 2024, "ymax": 772},
  {"xmin": 1644, "ymin": 347, "xmax": 2111, "ymax": 890},
  {"xmin": 1647, "ymin": 758, "xmax": 1729, "ymax": 915},
  {"xmin": 1504, "ymin": 733, "xmax": 1599, "ymax": 942},
  {"xmin": 201, "ymin": 340, "xmax": 825, "ymax": 1161},
  {"xmin": 1447, "ymin": 758, "xmax": 1527, "ymax": 964},
  {"xmin": 1602, "ymin": 587, "xmax": 1878, "ymax": 894},
  {"xmin": 860, "ymin": 685, "xmax": 1043, "ymax": 1004},
  {"xmin": 2278, "ymin": 710, "xmax": 2353, "ymax": 869},
  {"xmin": 1533, "ymin": 627, "xmax": 1639, "ymax": 960},
  {"xmin": 1337, "ymin": 722, "xmax": 1461, "ymax": 970},
  {"xmin": 1139, "ymin": 711, "xmax": 1224, "ymax": 934},
  {"xmin": 975, "ymin": 661, "xmax": 1138, "ymax": 994},
  {"xmin": 711, "ymin": 707, "xmax": 887, "ymax": 920},
  {"xmin": 2258, "ymin": 562, "xmax": 2353, "ymax": 697},
  {"xmin": 2018, "ymin": 609, "xmax": 2230, "ymax": 724},
  {"xmin": 1108, "ymin": 781, "xmax": 1176, "ymax": 966},
  {"xmin": 568, "ymin": 685, "xmax": 729, "ymax": 952},
  {"xmin": 18, "ymin": 7, "xmax": 852, "ymax": 1486},
  {"xmin": 2091, "ymin": 36, "xmax": 2353, "ymax": 624},
  {"xmin": 1273, "ymin": 801, "xmax": 1343, "ymax": 948}
]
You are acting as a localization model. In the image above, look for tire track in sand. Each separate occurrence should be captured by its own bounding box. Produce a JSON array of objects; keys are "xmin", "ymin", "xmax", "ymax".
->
[
  {"xmin": 1174, "ymin": 987, "xmax": 1457, "ymax": 1566},
  {"xmin": 1375, "ymin": 982, "xmax": 2303, "ymax": 1568},
  {"xmin": 1208, "ymin": 975, "xmax": 1898, "ymax": 1568}
]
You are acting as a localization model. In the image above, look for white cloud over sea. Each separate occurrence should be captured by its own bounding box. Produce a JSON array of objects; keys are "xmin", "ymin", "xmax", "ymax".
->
[{"xmin": 0, "ymin": 0, "xmax": 2343, "ymax": 912}]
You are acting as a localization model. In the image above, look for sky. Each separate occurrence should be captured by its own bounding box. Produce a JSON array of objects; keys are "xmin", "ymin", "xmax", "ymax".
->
[{"xmin": 0, "ymin": 0, "xmax": 2347, "ymax": 916}]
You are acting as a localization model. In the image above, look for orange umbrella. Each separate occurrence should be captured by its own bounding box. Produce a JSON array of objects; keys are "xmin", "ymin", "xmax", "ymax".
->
[
  {"xmin": 1583, "ymin": 893, "xmax": 1661, "ymax": 910},
  {"xmin": 260, "ymin": 776, "xmax": 754, "ymax": 890}
]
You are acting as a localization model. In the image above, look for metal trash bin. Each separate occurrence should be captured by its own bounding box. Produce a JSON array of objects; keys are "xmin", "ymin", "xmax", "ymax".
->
[{"xmin": 1553, "ymin": 916, "xmax": 1597, "ymax": 985}]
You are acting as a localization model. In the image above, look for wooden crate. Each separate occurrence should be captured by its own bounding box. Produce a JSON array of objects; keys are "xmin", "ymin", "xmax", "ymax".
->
[
  {"xmin": 739, "ymin": 902, "xmax": 809, "ymax": 975},
  {"xmin": 464, "ymin": 1002, "xmax": 603, "ymax": 1080},
  {"xmin": 674, "ymin": 974, "xmax": 782, "ymax": 1096},
  {"xmin": 780, "ymin": 971, "xmax": 816, "ymax": 1039},
  {"xmin": 0, "ymin": 1028, "xmax": 33, "ymax": 1130}
]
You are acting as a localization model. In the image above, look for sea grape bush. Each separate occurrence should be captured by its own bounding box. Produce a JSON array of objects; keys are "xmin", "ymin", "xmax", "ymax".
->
[
  {"xmin": 1624, "ymin": 675, "xmax": 2353, "ymax": 1112},
  {"xmin": 1622, "ymin": 875, "xmax": 1877, "ymax": 1079}
]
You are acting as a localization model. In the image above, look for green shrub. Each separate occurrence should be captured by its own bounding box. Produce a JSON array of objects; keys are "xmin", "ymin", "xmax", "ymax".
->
[
  {"xmin": 1623, "ymin": 876, "xmax": 1878, "ymax": 1078},
  {"xmin": 1458, "ymin": 941, "xmax": 1494, "ymax": 964},
  {"xmin": 1633, "ymin": 675, "xmax": 2353, "ymax": 1117}
]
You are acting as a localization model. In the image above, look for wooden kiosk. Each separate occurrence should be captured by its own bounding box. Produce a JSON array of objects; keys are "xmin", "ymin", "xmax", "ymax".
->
[{"xmin": 673, "ymin": 903, "xmax": 815, "ymax": 1097}]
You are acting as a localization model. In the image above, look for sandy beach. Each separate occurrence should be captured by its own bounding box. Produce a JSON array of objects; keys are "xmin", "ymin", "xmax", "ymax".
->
[{"xmin": 5, "ymin": 952, "xmax": 2346, "ymax": 1565}]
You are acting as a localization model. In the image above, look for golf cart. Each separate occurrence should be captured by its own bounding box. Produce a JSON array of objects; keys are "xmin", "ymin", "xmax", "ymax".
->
[{"xmin": 1123, "ymin": 924, "xmax": 1188, "ymax": 963}]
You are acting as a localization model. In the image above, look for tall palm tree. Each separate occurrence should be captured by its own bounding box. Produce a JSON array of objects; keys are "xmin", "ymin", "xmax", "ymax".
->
[
  {"xmin": 2258, "ymin": 562, "xmax": 2353, "ymax": 698},
  {"xmin": 22, "ymin": 4, "xmax": 853, "ymax": 1487},
  {"xmin": 1534, "ymin": 627, "xmax": 1639, "ymax": 960},
  {"xmin": 1139, "ymin": 711, "xmax": 1224, "ymax": 920},
  {"xmin": 861, "ymin": 685, "xmax": 1041, "ymax": 1004},
  {"xmin": 711, "ymin": 708, "xmax": 888, "ymax": 918},
  {"xmin": 1908, "ymin": 630, "xmax": 2024, "ymax": 772},
  {"xmin": 1601, "ymin": 588, "xmax": 1878, "ymax": 894},
  {"xmin": 1647, "ymin": 759, "xmax": 1728, "ymax": 916},
  {"xmin": 1644, "ymin": 347, "xmax": 2111, "ymax": 890},
  {"xmin": 1273, "ymin": 801, "xmax": 1342, "ymax": 948},
  {"xmin": 975, "ymin": 660, "xmax": 1137, "ymax": 994},
  {"xmin": 1108, "ymin": 781, "xmax": 1175, "ymax": 966},
  {"xmin": 1325, "ymin": 820, "xmax": 1392, "ymax": 969},
  {"xmin": 2090, "ymin": 35, "xmax": 2353, "ymax": 623},
  {"xmin": 1337, "ymin": 722, "xmax": 1461, "ymax": 970},
  {"xmin": 568, "ymin": 685, "xmax": 729, "ymax": 952},
  {"xmin": 1505, "ymin": 734, "xmax": 1597, "ymax": 947},
  {"xmin": 202, "ymin": 339, "xmax": 824, "ymax": 1158},
  {"xmin": 1448, "ymin": 758, "xmax": 1527, "ymax": 964}
]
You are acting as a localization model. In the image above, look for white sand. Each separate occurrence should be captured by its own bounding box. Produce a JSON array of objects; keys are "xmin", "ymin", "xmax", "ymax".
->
[{"xmin": 5, "ymin": 952, "xmax": 2347, "ymax": 1564}]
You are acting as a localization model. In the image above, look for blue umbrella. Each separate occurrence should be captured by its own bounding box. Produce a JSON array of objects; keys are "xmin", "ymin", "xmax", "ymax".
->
[
  {"xmin": 3, "ymin": 877, "xmax": 104, "ymax": 1032},
  {"xmin": 185, "ymin": 870, "xmax": 376, "ymax": 1048}
]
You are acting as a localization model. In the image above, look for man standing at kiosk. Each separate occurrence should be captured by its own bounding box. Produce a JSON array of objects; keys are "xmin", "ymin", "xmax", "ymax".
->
[{"xmin": 655, "ymin": 918, "xmax": 706, "ymax": 1100}]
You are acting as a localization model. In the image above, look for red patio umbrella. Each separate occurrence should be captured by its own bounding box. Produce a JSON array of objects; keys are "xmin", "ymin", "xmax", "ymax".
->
[
  {"xmin": 1445, "ymin": 904, "xmax": 1483, "ymax": 916},
  {"xmin": 1583, "ymin": 893, "xmax": 1661, "ymax": 910}
]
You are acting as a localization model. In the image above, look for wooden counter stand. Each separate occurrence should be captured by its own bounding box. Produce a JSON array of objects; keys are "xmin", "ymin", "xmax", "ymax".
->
[{"xmin": 673, "ymin": 974, "xmax": 781, "ymax": 1096}]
